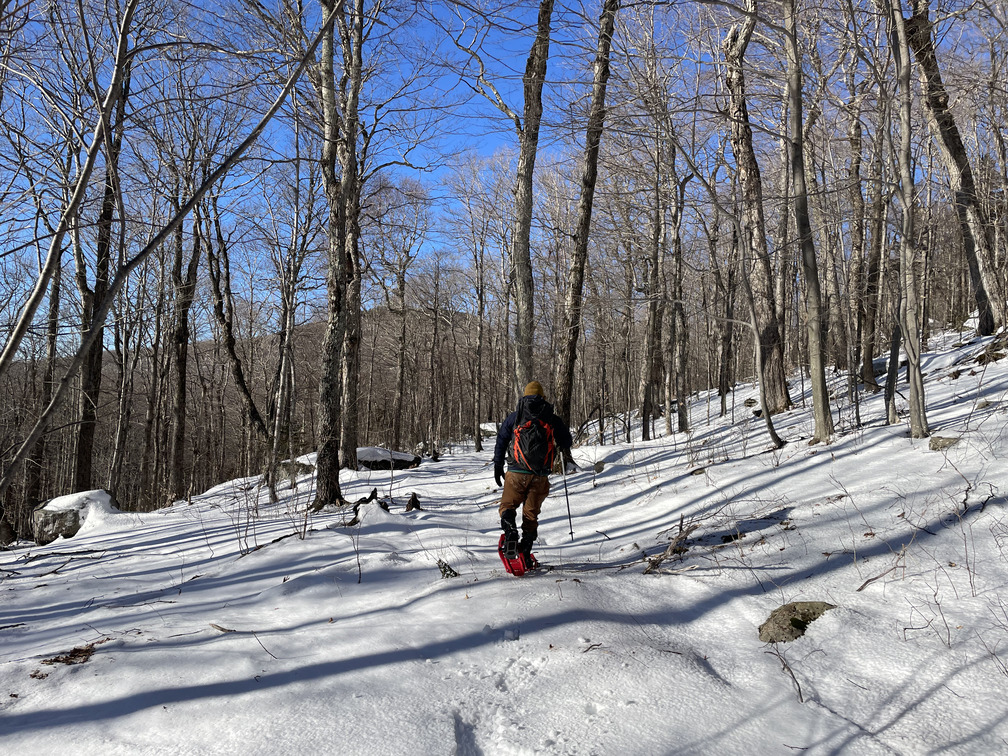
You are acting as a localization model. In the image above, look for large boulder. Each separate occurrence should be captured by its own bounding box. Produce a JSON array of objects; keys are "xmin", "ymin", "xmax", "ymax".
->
[
  {"xmin": 32, "ymin": 489, "xmax": 121, "ymax": 546},
  {"xmin": 759, "ymin": 601, "xmax": 837, "ymax": 643},
  {"xmin": 356, "ymin": 446, "xmax": 421, "ymax": 471}
]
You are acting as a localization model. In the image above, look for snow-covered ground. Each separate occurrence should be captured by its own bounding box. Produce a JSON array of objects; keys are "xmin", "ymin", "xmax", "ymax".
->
[{"xmin": 3, "ymin": 331, "xmax": 1008, "ymax": 755}]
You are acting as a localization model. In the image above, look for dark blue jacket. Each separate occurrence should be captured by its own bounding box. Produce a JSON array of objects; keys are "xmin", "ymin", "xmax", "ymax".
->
[{"xmin": 493, "ymin": 395, "xmax": 573, "ymax": 473}]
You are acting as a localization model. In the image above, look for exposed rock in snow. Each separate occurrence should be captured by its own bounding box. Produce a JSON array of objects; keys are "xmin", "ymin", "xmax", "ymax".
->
[
  {"xmin": 356, "ymin": 446, "xmax": 421, "ymax": 471},
  {"xmin": 759, "ymin": 601, "xmax": 837, "ymax": 643},
  {"xmin": 929, "ymin": 435, "xmax": 960, "ymax": 452},
  {"xmin": 31, "ymin": 489, "xmax": 121, "ymax": 545}
]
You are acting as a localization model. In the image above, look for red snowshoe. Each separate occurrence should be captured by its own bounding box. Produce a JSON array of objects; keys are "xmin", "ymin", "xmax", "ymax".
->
[
  {"xmin": 498, "ymin": 533, "xmax": 527, "ymax": 576},
  {"xmin": 497, "ymin": 534, "xmax": 540, "ymax": 576}
]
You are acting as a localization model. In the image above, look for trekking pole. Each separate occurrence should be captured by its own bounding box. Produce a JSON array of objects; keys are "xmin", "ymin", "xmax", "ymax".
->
[{"xmin": 562, "ymin": 459, "xmax": 574, "ymax": 541}]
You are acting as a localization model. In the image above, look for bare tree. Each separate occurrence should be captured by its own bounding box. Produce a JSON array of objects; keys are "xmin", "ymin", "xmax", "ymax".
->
[
  {"xmin": 906, "ymin": 0, "xmax": 1005, "ymax": 335},
  {"xmin": 0, "ymin": 1, "xmax": 338, "ymax": 508},
  {"xmin": 553, "ymin": 0, "xmax": 619, "ymax": 438},
  {"xmin": 722, "ymin": 0, "xmax": 792, "ymax": 416},
  {"xmin": 313, "ymin": 0, "xmax": 362, "ymax": 509},
  {"xmin": 889, "ymin": 0, "xmax": 929, "ymax": 437},
  {"xmin": 449, "ymin": 0, "xmax": 556, "ymax": 389},
  {"xmin": 784, "ymin": 0, "xmax": 833, "ymax": 443},
  {"xmin": 0, "ymin": 0, "xmax": 137, "ymax": 389}
]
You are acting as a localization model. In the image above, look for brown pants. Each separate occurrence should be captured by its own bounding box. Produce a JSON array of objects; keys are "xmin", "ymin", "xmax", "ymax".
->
[{"xmin": 498, "ymin": 471, "xmax": 551, "ymax": 524}]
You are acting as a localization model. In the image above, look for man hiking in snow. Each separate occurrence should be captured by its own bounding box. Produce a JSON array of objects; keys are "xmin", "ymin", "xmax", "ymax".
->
[{"xmin": 493, "ymin": 381, "xmax": 573, "ymax": 572}]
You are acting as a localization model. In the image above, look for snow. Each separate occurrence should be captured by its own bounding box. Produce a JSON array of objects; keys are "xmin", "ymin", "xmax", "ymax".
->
[
  {"xmin": 36, "ymin": 488, "xmax": 119, "ymax": 516},
  {"xmin": 356, "ymin": 446, "xmax": 420, "ymax": 465},
  {"xmin": 3, "ymin": 332, "xmax": 1008, "ymax": 754},
  {"xmin": 33, "ymin": 489, "xmax": 123, "ymax": 540}
]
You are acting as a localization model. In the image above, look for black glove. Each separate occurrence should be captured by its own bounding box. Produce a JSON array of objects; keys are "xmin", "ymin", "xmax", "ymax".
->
[{"xmin": 494, "ymin": 462, "xmax": 504, "ymax": 487}]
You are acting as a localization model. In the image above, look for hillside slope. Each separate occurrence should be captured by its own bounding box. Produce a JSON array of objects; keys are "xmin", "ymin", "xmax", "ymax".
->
[{"xmin": 2, "ymin": 332, "xmax": 1008, "ymax": 755}]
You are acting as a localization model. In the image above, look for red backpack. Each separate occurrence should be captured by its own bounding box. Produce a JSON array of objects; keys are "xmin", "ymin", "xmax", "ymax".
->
[{"xmin": 507, "ymin": 397, "xmax": 556, "ymax": 476}]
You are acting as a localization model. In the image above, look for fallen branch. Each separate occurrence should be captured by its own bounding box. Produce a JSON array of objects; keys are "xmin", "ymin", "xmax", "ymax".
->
[
  {"xmin": 766, "ymin": 646, "xmax": 803, "ymax": 703},
  {"xmin": 252, "ymin": 631, "xmax": 278, "ymax": 660},
  {"xmin": 856, "ymin": 546, "xmax": 907, "ymax": 592},
  {"xmin": 644, "ymin": 523, "xmax": 700, "ymax": 575}
]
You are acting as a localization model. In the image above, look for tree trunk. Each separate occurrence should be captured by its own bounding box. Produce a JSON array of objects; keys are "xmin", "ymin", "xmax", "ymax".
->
[
  {"xmin": 722, "ymin": 0, "xmax": 792, "ymax": 415},
  {"xmin": 393, "ymin": 267, "xmax": 408, "ymax": 451},
  {"xmin": 860, "ymin": 117, "xmax": 887, "ymax": 392},
  {"xmin": 672, "ymin": 176, "xmax": 690, "ymax": 433},
  {"xmin": 207, "ymin": 197, "xmax": 269, "ymax": 445},
  {"xmin": 107, "ymin": 278, "xmax": 144, "ymax": 500},
  {"xmin": 23, "ymin": 251, "xmax": 61, "ymax": 524},
  {"xmin": 313, "ymin": 0, "xmax": 361, "ymax": 510},
  {"xmin": 428, "ymin": 260, "xmax": 441, "ymax": 458},
  {"xmin": 340, "ymin": 212, "xmax": 362, "ymax": 470},
  {"xmin": 553, "ymin": 0, "xmax": 618, "ymax": 432},
  {"xmin": 639, "ymin": 191, "xmax": 664, "ymax": 442},
  {"xmin": 511, "ymin": 0, "xmax": 555, "ymax": 389},
  {"xmin": 784, "ymin": 0, "xmax": 833, "ymax": 443},
  {"xmin": 141, "ymin": 259, "xmax": 166, "ymax": 505},
  {"xmin": 846, "ymin": 77, "xmax": 868, "ymax": 394},
  {"xmin": 772, "ymin": 90, "xmax": 790, "ymax": 358},
  {"xmin": 906, "ymin": 1, "xmax": 1005, "ymax": 335},
  {"xmin": 168, "ymin": 202, "xmax": 202, "ymax": 502},
  {"xmin": 705, "ymin": 217, "xmax": 736, "ymax": 418},
  {"xmin": 891, "ymin": 0, "xmax": 929, "ymax": 437},
  {"xmin": 71, "ymin": 58, "xmax": 129, "ymax": 494}
]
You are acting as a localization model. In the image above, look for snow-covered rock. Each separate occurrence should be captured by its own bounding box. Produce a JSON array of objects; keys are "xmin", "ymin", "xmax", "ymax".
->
[
  {"xmin": 356, "ymin": 446, "xmax": 420, "ymax": 471},
  {"xmin": 31, "ymin": 489, "xmax": 121, "ymax": 545}
]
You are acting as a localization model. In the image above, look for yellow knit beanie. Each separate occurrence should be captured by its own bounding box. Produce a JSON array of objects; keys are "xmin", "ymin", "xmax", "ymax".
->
[{"xmin": 524, "ymin": 381, "xmax": 544, "ymax": 397}]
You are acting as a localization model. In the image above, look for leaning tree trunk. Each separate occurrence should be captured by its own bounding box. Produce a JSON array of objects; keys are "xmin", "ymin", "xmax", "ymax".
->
[
  {"xmin": 0, "ymin": 0, "xmax": 137, "ymax": 389},
  {"xmin": 511, "ymin": 0, "xmax": 555, "ymax": 389},
  {"xmin": 784, "ymin": 0, "xmax": 833, "ymax": 443},
  {"xmin": 723, "ymin": 0, "xmax": 792, "ymax": 415},
  {"xmin": 0, "ymin": 8, "xmax": 330, "ymax": 509},
  {"xmin": 553, "ymin": 0, "xmax": 618, "ymax": 435},
  {"xmin": 207, "ymin": 197, "xmax": 269, "ymax": 444},
  {"xmin": 906, "ymin": 0, "xmax": 1005, "ymax": 335}
]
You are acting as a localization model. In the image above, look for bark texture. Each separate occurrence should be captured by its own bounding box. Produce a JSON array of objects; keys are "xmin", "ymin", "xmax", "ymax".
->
[
  {"xmin": 511, "ymin": 0, "xmax": 555, "ymax": 389},
  {"xmin": 723, "ymin": 0, "xmax": 792, "ymax": 415},
  {"xmin": 553, "ymin": 0, "xmax": 619, "ymax": 429},
  {"xmin": 784, "ymin": 0, "xmax": 833, "ymax": 442}
]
